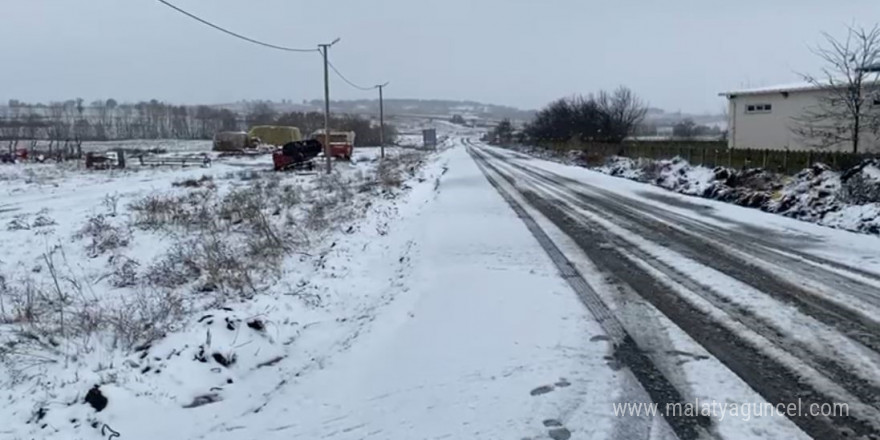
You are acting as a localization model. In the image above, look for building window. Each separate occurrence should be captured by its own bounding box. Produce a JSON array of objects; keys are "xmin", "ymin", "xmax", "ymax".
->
[{"xmin": 746, "ymin": 103, "xmax": 772, "ymax": 114}]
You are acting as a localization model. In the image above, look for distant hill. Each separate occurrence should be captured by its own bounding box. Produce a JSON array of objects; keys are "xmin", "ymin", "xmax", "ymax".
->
[{"xmin": 217, "ymin": 99, "xmax": 536, "ymax": 123}]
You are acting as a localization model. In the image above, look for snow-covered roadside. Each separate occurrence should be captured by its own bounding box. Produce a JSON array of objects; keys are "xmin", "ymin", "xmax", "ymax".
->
[
  {"xmin": 596, "ymin": 156, "xmax": 880, "ymax": 235},
  {"xmin": 500, "ymin": 145, "xmax": 880, "ymax": 235},
  {"xmin": 0, "ymin": 147, "xmax": 441, "ymax": 440}
]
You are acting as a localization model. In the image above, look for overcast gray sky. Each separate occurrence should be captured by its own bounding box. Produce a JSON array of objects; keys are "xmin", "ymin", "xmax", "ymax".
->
[{"xmin": 3, "ymin": 0, "xmax": 879, "ymax": 113}]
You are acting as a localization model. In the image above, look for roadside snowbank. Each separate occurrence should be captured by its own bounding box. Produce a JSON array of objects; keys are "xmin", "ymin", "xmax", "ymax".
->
[{"xmin": 598, "ymin": 156, "xmax": 880, "ymax": 234}]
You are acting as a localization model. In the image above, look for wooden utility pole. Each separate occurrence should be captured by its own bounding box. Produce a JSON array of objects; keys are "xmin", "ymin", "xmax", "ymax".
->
[
  {"xmin": 319, "ymin": 38, "xmax": 340, "ymax": 174},
  {"xmin": 376, "ymin": 82, "xmax": 389, "ymax": 159}
]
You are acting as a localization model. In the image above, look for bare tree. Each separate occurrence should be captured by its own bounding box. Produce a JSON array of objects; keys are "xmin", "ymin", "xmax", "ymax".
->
[
  {"xmin": 793, "ymin": 25, "xmax": 880, "ymax": 153},
  {"xmin": 492, "ymin": 118, "xmax": 514, "ymax": 144},
  {"xmin": 596, "ymin": 86, "xmax": 648, "ymax": 143},
  {"xmin": 673, "ymin": 119, "xmax": 698, "ymax": 139}
]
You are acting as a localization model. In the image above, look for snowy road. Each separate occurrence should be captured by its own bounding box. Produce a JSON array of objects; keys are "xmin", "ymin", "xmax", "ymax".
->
[{"xmin": 467, "ymin": 139, "xmax": 880, "ymax": 440}]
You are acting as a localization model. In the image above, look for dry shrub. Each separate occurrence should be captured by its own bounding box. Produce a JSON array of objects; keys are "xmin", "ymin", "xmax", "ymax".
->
[
  {"xmin": 304, "ymin": 202, "xmax": 328, "ymax": 230},
  {"xmin": 6, "ymin": 215, "xmax": 30, "ymax": 231},
  {"xmin": 104, "ymin": 288, "xmax": 184, "ymax": 349},
  {"xmin": 0, "ymin": 252, "xmax": 185, "ymax": 372},
  {"xmin": 375, "ymin": 151, "xmax": 426, "ymax": 188},
  {"xmin": 133, "ymin": 180, "xmax": 303, "ymax": 299},
  {"xmin": 102, "ymin": 193, "xmax": 121, "ymax": 217},
  {"xmin": 76, "ymin": 214, "xmax": 131, "ymax": 258},
  {"xmin": 143, "ymin": 243, "xmax": 200, "ymax": 289},
  {"xmin": 109, "ymin": 256, "xmax": 140, "ymax": 288},
  {"xmin": 128, "ymin": 190, "xmax": 215, "ymax": 230},
  {"xmin": 173, "ymin": 175, "xmax": 214, "ymax": 189}
]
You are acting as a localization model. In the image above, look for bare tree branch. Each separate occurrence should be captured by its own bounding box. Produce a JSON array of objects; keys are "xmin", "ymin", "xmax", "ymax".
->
[{"xmin": 793, "ymin": 25, "xmax": 880, "ymax": 153}]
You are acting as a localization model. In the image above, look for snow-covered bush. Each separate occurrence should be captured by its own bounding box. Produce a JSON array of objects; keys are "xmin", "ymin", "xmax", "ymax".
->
[
  {"xmin": 109, "ymin": 255, "xmax": 140, "ymax": 288},
  {"xmin": 128, "ymin": 190, "xmax": 215, "ymax": 231},
  {"xmin": 76, "ymin": 214, "xmax": 131, "ymax": 258},
  {"xmin": 598, "ymin": 156, "xmax": 644, "ymax": 180},
  {"xmin": 0, "ymin": 248, "xmax": 185, "ymax": 372}
]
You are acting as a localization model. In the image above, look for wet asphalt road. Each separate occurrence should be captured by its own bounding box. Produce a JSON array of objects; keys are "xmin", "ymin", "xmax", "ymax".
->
[{"xmin": 468, "ymin": 141, "xmax": 880, "ymax": 440}]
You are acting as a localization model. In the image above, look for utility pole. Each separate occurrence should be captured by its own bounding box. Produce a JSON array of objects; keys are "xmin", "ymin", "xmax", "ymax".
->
[
  {"xmin": 319, "ymin": 38, "xmax": 340, "ymax": 174},
  {"xmin": 376, "ymin": 82, "xmax": 389, "ymax": 159}
]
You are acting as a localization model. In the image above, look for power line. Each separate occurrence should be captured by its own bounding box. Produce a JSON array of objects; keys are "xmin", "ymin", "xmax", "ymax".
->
[
  {"xmin": 156, "ymin": 0, "xmax": 318, "ymax": 53},
  {"xmin": 327, "ymin": 59, "xmax": 377, "ymax": 91}
]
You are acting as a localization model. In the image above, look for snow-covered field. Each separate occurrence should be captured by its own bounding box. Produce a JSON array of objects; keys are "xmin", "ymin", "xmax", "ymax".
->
[{"xmin": 0, "ymin": 144, "xmax": 446, "ymax": 439}]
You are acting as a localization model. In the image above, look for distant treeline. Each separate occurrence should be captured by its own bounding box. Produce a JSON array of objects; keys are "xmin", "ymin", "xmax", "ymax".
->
[
  {"xmin": 0, "ymin": 99, "xmax": 395, "ymax": 145},
  {"xmin": 0, "ymin": 99, "xmax": 238, "ymax": 141}
]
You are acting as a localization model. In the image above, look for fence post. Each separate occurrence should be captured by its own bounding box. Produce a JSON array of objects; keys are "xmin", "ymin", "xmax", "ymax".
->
[
  {"xmin": 687, "ymin": 146, "xmax": 693, "ymax": 163},
  {"xmin": 807, "ymin": 150, "xmax": 813, "ymax": 167},
  {"xmin": 714, "ymin": 149, "xmax": 719, "ymax": 168},
  {"xmin": 762, "ymin": 149, "xmax": 768, "ymax": 169},
  {"xmin": 700, "ymin": 147, "xmax": 706, "ymax": 166},
  {"xmin": 727, "ymin": 149, "xmax": 732, "ymax": 168},
  {"xmin": 783, "ymin": 150, "xmax": 788, "ymax": 173}
]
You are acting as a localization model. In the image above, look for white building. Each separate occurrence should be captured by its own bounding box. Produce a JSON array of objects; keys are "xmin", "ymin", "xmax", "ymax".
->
[{"xmin": 720, "ymin": 81, "xmax": 880, "ymax": 152}]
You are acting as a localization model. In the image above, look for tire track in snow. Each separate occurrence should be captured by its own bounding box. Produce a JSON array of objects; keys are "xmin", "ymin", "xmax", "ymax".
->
[
  {"xmin": 466, "ymin": 143, "xmax": 712, "ymax": 440},
  {"xmin": 507, "ymin": 158, "xmax": 880, "ymax": 411},
  {"xmin": 484, "ymin": 146, "xmax": 880, "ymax": 353},
  {"xmin": 470, "ymin": 143, "xmax": 880, "ymax": 440}
]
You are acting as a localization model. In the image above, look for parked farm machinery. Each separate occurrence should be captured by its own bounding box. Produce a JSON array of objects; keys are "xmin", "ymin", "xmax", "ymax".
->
[{"xmin": 272, "ymin": 139, "xmax": 323, "ymax": 171}]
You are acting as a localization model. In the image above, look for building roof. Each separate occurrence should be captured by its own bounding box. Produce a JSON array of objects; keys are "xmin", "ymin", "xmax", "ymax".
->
[
  {"xmin": 719, "ymin": 77, "xmax": 880, "ymax": 97},
  {"xmin": 719, "ymin": 80, "xmax": 827, "ymax": 97}
]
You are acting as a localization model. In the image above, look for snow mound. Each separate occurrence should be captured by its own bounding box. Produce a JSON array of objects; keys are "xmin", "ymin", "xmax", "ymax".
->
[
  {"xmin": 594, "ymin": 154, "xmax": 880, "ymax": 235},
  {"xmin": 499, "ymin": 144, "xmax": 880, "ymax": 234},
  {"xmin": 596, "ymin": 156, "xmax": 644, "ymax": 180},
  {"xmin": 769, "ymin": 164, "xmax": 842, "ymax": 222}
]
